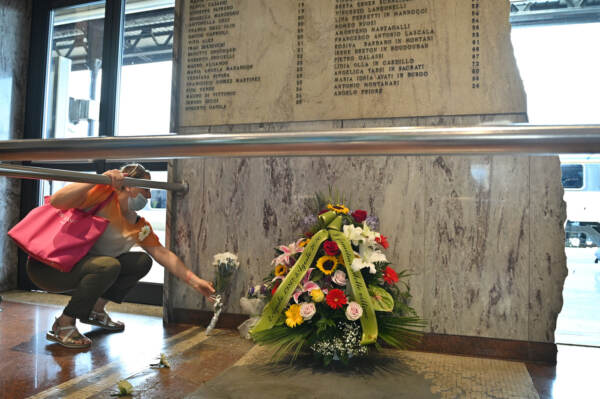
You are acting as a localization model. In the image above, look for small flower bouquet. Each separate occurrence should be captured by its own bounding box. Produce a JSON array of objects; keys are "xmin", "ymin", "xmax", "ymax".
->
[
  {"xmin": 149, "ymin": 353, "xmax": 170, "ymax": 368},
  {"xmin": 206, "ymin": 252, "xmax": 239, "ymax": 335},
  {"xmin": 237, "ymin": 284, "xmax": 268, "ymax": 339},
  {"xmin": 111, "ymin": 380, "xmax": 133, "ymax": 397},
  {"xmin": 250, "ymin": 193, "xmax": 425, "ymax": 365}
]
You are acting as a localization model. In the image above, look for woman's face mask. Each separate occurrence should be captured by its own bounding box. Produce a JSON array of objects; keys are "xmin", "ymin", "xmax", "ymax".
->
[{"xmin": 128, "ymin": 193, "xmax": 148, "ymax": 211}]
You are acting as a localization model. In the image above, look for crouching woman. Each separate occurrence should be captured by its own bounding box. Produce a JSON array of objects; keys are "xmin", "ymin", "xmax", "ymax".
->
[{"xmin": 27, "ymin": 163, "xmax": 214, "ymax": 348}]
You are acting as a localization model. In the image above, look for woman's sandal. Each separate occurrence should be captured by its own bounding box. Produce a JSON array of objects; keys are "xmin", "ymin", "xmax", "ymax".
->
[
  {"xmin": 81, "ymin": 310, "xmax": 125, "ymax": 331},
  {"xmin": 46, "ymin": 321, "xmax": 92, "ymax": 349}
]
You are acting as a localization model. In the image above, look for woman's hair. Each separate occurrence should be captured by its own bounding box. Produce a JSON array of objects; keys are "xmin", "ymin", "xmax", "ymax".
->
[{"xmin": 120, "ymin": 163, "xmax": 150, "ymax": 179}]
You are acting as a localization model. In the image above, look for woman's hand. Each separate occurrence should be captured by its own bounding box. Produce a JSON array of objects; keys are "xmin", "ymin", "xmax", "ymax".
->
[
  {"xmin": 143, "ymin": 245, "xmax": 216, "ymax": 301},
  {"xmin": 103, "ymin": 169, "xmax": 126, "ymax": 190},
  {"xmin": 187, "ymin": 272, "xmax": 216, "ymax": 300}
]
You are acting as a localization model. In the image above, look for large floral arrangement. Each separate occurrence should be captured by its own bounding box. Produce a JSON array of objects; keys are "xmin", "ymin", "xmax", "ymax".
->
[{"xmin": 250, "ymin": 194, "xmax": 425, "ymax": 364}]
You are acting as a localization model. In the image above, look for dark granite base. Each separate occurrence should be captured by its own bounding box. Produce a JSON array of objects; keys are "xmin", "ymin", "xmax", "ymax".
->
[{"xmin": 186, "ymin": 355, "xmax": 441, "ymax": 399}]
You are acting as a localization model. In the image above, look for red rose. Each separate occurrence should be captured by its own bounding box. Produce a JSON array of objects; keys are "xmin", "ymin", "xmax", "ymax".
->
[
  {"xmin": 323, "ymin": 240, "xmax": 340, "ymax": 256},
  {"xmin": 351, "ymin": 209, "xmax": 367, "ymax": 223},
  {"xmin": 376, "ymin": 235, "xmax": 389, "ymax": 249},
  {"xmin": 383, "ymin": 266, "xmax": 399, "ymax": 285},
  {"xmin": 325, "ymin": 289, "xmax": 347, "ymax": 309}
]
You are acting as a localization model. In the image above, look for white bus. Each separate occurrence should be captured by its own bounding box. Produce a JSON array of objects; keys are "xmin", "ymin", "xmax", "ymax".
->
[{"xmin": 561, "ymin": 155, "xmax": 600, "ymax": 247}]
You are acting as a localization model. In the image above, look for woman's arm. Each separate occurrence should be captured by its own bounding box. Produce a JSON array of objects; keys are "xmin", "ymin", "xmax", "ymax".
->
[
  {"xmin": 50, "ymin": 169, "xmax": 125, "ymax": 210},
  {"xmin": 50, "ymin": 182, "xmax": 95, "ymax": 210},
  {"xmin": 144, "ymin": 244, "xmax": 215, "ymax": 299}
]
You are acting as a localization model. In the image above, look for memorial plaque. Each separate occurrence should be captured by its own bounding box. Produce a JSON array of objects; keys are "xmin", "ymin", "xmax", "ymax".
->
[{"xmin": 178, "ymin": 0, "xmax": 524, "ymax": 126}]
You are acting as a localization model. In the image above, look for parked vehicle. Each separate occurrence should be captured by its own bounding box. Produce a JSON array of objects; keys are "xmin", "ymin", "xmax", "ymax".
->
[{"xmin": 561, "ymin": 155, "xmax": 600, "ymax": 247}]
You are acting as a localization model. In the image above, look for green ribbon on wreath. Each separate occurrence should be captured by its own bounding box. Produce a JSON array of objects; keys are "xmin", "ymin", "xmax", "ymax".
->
[{"xmin": 251, "ymin": 211, "xmax": 378, "ymax": 345}]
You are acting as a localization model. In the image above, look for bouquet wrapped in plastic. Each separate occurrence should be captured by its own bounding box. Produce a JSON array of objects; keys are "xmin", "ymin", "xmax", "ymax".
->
[
  {"xmin": 206, "ymin": 252, "xmax": 239, "ymax": 335},
  {"xmin": 237, "ymin": 285, "xmax": 267, "ymax": 339}
]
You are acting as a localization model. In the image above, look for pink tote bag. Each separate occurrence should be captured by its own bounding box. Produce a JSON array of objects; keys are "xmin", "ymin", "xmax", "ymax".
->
[{"xmin": 8, "ymin": 193, "xmax": 114, "ymax": 272}]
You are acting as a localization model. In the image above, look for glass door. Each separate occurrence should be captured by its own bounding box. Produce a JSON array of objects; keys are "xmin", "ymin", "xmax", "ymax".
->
[{"xmin": 22, "ymin": 0, "xmax": 175, "ymax": 306}]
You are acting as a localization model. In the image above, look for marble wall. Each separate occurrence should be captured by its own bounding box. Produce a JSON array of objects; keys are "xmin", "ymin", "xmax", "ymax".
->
[
  {"xmin": 166, "ymin": 114, "xmax": 567, "ymax": 344},
  {"xmin": 166, "ymin": 0, "xmax": 566, "ymax": 345},
  {"xmin": 0, "ymin": 0, "xmax": 31, "ymax": 291}
]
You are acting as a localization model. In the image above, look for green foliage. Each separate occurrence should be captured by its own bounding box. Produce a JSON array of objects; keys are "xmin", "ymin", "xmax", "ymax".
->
[
  {"xmin": 310, "ymin": 269, "xmax": 324, "ymax": 282},
  {"xmin": 360, "ymin": 261, "xmax": 388, "ymax": 286},
  {"xmin": 315, "ymin": 316, "xmax": 336, "ymax": 337},
  {"xmin": 251, "ymin": 324, "xmax": 312, "ymax": 363},
  {"xmin": 387, "ymin": 269, "xmax": 418, "ymax": 316},
  {"xmin": 368, "ymin": 285, "xmax": 394, "ymax": 312},
  {"xmin": 313, "ymin": 187, "xmax": 353, "ymax": 213},
  {"xmin": 377, "ymin": 314, "xmax": 427, "ymax": 349}
]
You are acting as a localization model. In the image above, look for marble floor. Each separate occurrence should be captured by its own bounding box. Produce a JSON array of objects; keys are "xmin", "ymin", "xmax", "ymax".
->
[{"xmin": 0, "ymin": 292, "xmax": 598, "ymax": 399}]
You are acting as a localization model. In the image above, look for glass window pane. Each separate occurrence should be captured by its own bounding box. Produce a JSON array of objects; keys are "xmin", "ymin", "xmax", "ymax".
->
[
  {"xmin": 134, "ymin": 170, "xmax": 167, "ymax": 284},
  {"xmin": 39, "ymin": 171, "xmax": 96, "ymax": 205},
  {"xmin": 561, "ymin": 164, "xmax": 584, "ymax": 189},
  {"xmin": 45, "ymin": 2, "xmax": 106, "ymax": 139},
  {"xmin": 511, "ymin": 23, "xmax": 600, "ymax": 124},
  {"xmin": 118, "ymin": 1, "xmax": 175, "ymax": 136}
]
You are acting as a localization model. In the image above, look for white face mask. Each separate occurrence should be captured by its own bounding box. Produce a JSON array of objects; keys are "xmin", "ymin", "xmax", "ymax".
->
[{"xmin": 128, "ymin": 193, "xmax": 147, "ymax": 211}]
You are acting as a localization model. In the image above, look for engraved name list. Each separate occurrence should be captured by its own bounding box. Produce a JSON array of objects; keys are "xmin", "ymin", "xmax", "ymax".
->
[{"xmin": 178, "ymin": 0, "xmax": 524, "ymax": 126}]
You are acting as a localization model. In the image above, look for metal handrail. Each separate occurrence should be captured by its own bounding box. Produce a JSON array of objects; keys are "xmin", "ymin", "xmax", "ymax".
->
[
  {"xmin": 1, "ymin": 125, "xmax": 600, "ymax": 161},
  {"xmin": 0, "ymin": 164, "xmax": 188, "ymax": 193}
]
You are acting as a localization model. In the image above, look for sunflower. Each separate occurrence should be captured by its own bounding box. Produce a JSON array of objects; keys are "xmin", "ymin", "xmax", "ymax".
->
[
  {"xmin": 316, "ymin": 255, "xmax": 338, "ymax": 275},
  {"xmin": 285, "ymin": 304, "xmax": 304, "ymax": 328},
  {"xmin": 327, "ymin": 203, "xmax": 349, "ymax": 214},
  {"xmin": 274, "ymin": 264, "xmax": 288, "ymax": 276},
  {"xmin": 299, "ymin": 238, "xmax": 310, "ymax": 247}
]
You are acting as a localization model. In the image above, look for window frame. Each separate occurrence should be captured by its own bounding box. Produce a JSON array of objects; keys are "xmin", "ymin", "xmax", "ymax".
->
[{"xmin": 20, "ymin": 0, "xmax": 168, "ymax": 306}]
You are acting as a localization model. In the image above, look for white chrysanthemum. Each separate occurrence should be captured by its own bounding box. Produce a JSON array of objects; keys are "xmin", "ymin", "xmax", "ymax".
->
[{"xmin": 212, "ymin": 252, "xmax": 239, "ymax": 267}]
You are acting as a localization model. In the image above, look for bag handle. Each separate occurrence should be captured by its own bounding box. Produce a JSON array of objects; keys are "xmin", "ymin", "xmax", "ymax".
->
[{"xmin": 87, "ymin": 192, "xmax": 115, "ymax": 215}]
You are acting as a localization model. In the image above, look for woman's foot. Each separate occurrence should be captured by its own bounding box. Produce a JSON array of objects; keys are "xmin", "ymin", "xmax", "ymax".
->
[
  {"xmin": 82, "ymin": 310, "xmax": 125, "ymax": 331},
  {"xmin": 46, "ymin": 315, "xmax": 91, "ymax": 349}
]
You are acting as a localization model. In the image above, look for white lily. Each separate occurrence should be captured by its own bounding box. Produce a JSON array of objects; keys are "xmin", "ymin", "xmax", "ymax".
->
[
  {"xmin": 361, "ymin": 222, "xmax": 381, "ymax": 246},
  {"xmin": 343, "ymin": 224, "xmax": 364, "ymax": 246},
  {"xmin": 351, "ymin": 242, "xmax": 387, "ymax": 274}
]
